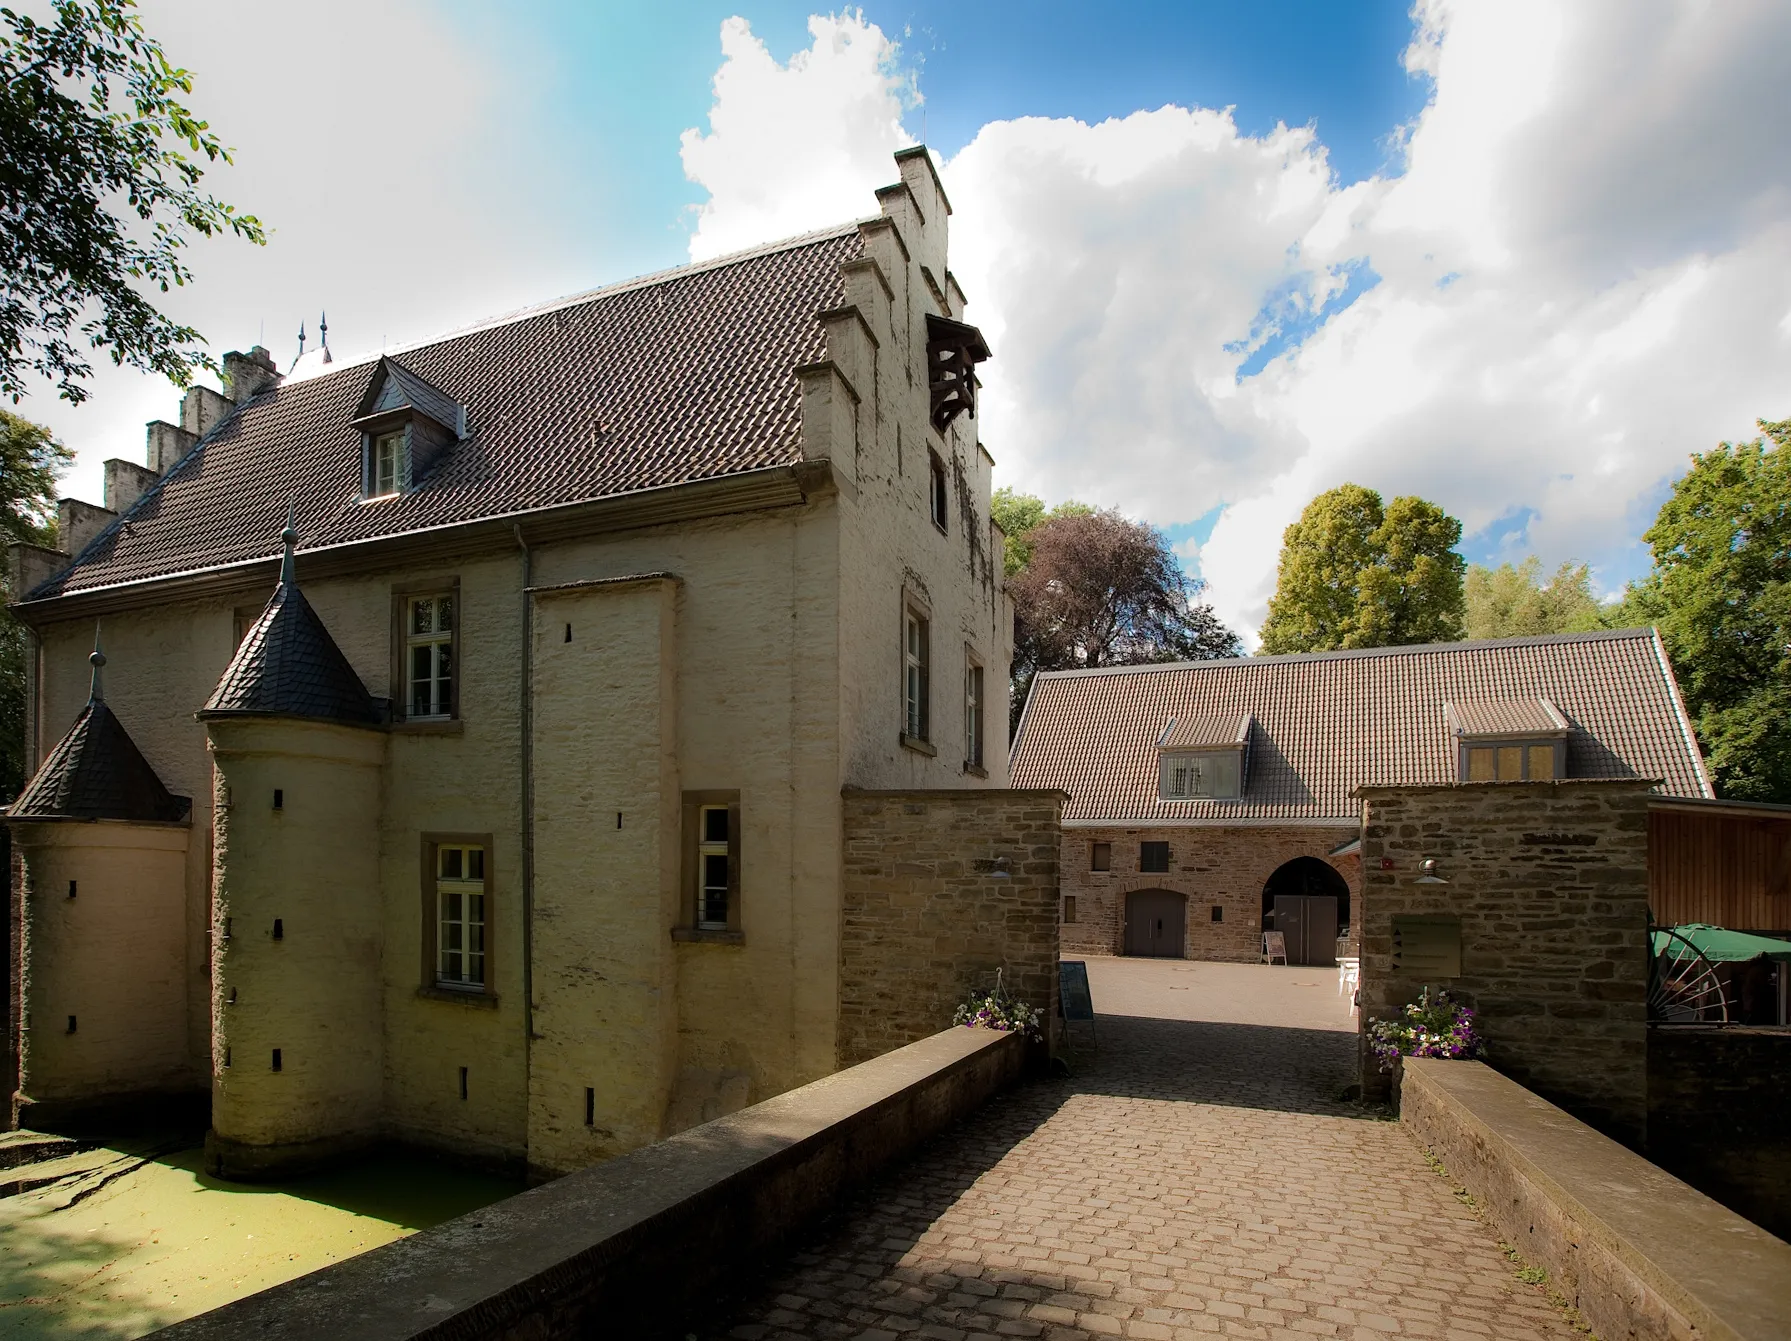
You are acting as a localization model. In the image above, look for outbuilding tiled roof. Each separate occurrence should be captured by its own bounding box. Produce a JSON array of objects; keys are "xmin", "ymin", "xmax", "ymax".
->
[
  {"xmin": 32, "ymin": 226, "xmax": 863, "ymax": 599},
  {"xmin": 1011, "ymin": 629, "xmax": 1711, "ymax": 823},
  {"xmin": 10, "ymin": 699, "xmax": 190, "ymax": 822},
  {"xmin": 201, "ymin": 578, "xmax": 381, "ymax": 725}
]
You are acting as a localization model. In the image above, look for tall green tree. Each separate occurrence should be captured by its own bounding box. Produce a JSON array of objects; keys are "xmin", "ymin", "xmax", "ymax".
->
[
  {"xmin": 1010, "ymin": 507, "xmax": 1239, "ymax": 727},
  {"xmin": 1258, "ymin": 484, "xmax": 1466, "ymax": 653},
  {"xmin": 1464, "ymin": 557, "xmax": 1609, "ymax": 640},
  {"xmin": 1, "ymin": 0, "xmax": 264, "ymax": 403},
  {"xmin": 0, "ymin": 409, "xmax": 72, "ymax": 798},
  {"xmin": 1618, "ymin": 421, "xmax": 1791, "ymax": 802},
  {"xmin": 991, "ymin": 487, "xmax": 1093, "ymax": 577}
]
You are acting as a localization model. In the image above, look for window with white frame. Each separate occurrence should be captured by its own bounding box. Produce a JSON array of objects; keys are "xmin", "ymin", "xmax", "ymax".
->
[
  {"xmin": 697, "ymin": 805, "xmax": 732, "ymax": 929},
  {"xmin": 964, "ymin": 656, "xmax": 984, "ymax": 770},
  {"xmin": 1158, "ymin": 750, "xmax": 1242, "ymax": 800},
  {"xmin": 370, "ymin": 429, "xmax": 407, "ymax": 498},
  {"xmin": 904, "ymin": 609, "xmax": 930, "ymax": 741},
  {"xmin": 406, "ymin": 594, "xmax": 455, "ymax": 719},
  {"xmin": 435, "ymin": 843, "xmax": 486, "ymax": 989}
]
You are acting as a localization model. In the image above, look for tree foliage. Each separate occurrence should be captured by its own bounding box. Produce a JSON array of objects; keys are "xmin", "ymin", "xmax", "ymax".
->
[
  {"xmin": 1, "ymin": 0, "xmax": 264, "ymax": 404},
  {"xmin": 1258, "ymin": 484, "xmax": 1465, "ymax": 654},
  {"xmin": 1009, "ymin": 507, "xmax": 1240, "ymax": 723},
  {"xmin": 1618, "ymin": 421, "xmax": 1791, "ymax": 802},
  {"xmin": 1464, "ymin": 557, "xmax": 1609, "ymax": 641},
  {"xmin": 0, "ymin": 409, "xmax": 71, "ymax": 798},
  {"xmin": 991, "ymin": 486, "xmax": 1092, "ymax": 577}
]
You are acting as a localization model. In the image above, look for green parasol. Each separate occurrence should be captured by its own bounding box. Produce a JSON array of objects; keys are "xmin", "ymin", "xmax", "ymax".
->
[{"xmin": 1652, "ymin": 923, "xmax": 1791, "ymax": 963}]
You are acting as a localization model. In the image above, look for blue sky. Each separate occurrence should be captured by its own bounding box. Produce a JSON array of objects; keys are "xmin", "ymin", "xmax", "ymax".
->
[{"xmin": 451, "ymin": 1, "xmax": 1426, "ymax": 284}]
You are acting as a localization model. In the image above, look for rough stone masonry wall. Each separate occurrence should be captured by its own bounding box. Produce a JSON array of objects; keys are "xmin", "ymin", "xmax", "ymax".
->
[
  {"xmin": 1059, "ymin": 824, "xmax": 1360, "ymax": 962},
  {"xmin": 1359, "ymin": 780, "xmax": 1652, "ymax": 1142},
  {"xmin": 839, "ymin": 789, "xmax": 1062, "ymax": 1067}
]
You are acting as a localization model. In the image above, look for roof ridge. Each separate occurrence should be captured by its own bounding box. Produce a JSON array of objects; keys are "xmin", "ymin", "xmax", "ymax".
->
[
  {"xmin": 283, "ymin": 221, "xmax": 871, "ymax": 386},
  {"xmin": 1033, "ymin": 627, "xmax": 1660, "ymax": 681}
]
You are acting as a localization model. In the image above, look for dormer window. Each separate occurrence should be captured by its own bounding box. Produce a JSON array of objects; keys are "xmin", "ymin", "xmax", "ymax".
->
[
  {"xmin": 351, "ymin": 356, "xmax": 466, "ymax": 502},
  {"xmin": 1156, "ymin": 714, "xmax": 1251, "ymax": 802},
  {"xmin": 370, "ymin": 430, "xmax": 406, "ymax": 498},
  {"xmin": 1447, "ymin": 698, "xmax": 1568, "ymax": 782},
  {"xmin": 925, "ymin": 314, "xmax": 991, "ymax": 434}
]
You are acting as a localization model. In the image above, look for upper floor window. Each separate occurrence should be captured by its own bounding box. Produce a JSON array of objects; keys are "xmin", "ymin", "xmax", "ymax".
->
[
  {"xmin": 370, "ymin": 430, "xmax": 406, "ymax": 498},
  {"xmin": 1159, "ymin": 750, "xmax": 1241, "ymax": 800},
  {"xmin": 680, "ymin": 791, "xmax": 741, "ymax": 940},
  {"xmin": 904, "ymin": 608, "xmax": 930, "ymax": 742},
  {"xmin": 964, "ymin": 655, "xmax": 984, "ymax": 771},
  {"xmin": 1465, "ymin": 742, "xmax": 1559, "ymax": 782},
  {"xmin": 929, "ymin": 452, "xmax": 949, "ymax": 532},
  {"xmin": 1090, "ymin": 841, "xmax": 1112, "ymax": 872},
  {"xmin": 1140, "ymin": 841, "xmax": 1170, "ymax": 873},
  {"xmin": 406, "ymin": 593, "xmax": 455, "ymax": 719},
  {"xmin": 434, "ymin": 841, "xmax": 488, "ymax": 991}
]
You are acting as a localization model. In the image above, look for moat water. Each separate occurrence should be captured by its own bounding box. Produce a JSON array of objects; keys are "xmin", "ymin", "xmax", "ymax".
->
[{"xmin": 0, "ymin": 1140, "xmax": 521, "ymax": 1339}]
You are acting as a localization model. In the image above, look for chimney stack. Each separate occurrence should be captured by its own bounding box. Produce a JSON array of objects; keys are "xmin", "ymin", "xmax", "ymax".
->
[{"xmin": 222, "ymin": 346, "xmax": 282, "ymax": 403}]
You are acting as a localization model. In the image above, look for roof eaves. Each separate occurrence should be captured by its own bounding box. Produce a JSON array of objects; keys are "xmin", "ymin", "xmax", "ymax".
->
[{"xmin": 1648, "ymin": 625, "xmax": 1715, "ymax": 798}]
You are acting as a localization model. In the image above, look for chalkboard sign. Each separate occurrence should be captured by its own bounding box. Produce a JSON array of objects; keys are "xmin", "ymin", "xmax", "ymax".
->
[{"xmin": 1059, "ymin": 960, "xmax": 1095, "ymax": 1021}]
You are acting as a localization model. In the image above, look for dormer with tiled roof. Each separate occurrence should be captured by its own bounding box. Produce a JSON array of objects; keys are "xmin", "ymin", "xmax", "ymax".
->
[{"xmin": 350, "ymin": 357, "xmax": 466, "ymax": 500}]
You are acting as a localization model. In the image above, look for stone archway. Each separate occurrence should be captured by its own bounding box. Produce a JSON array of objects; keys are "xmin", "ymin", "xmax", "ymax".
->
[
  {"xmin": 1123, "ymin": 888, "xmax": 1187, "ymax": 958},
  {"xmin": 1261, "ymin": 857, "xmax": 1348, "ymax": 966}
]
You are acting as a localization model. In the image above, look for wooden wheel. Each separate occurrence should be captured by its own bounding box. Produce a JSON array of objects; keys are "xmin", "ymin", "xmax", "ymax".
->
[{"xmin": 1649, "ymin": 926, "xmax": 1730, "ymax": 1024}]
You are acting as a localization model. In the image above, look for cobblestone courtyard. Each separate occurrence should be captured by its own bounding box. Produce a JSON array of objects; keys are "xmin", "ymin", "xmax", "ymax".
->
[{"xmin": 709, "ymin": 958, "xmax": 1576, "ymax": 1341}]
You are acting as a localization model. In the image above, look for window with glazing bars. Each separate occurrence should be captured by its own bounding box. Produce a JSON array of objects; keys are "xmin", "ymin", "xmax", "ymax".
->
[
  {"xmin": 436, "ymin": 843, "xmax": 486, "ymax": 988},
  {"xmin": 407, "ymin": 594, "xmax": 454, "ymax": 719},
  {"xmin": 370, "ymin": 429, "xmax": 406, "ymax": 498},
  {"xmin": 904, "ymin": 610, "xmax": 930, "ymax": 740},
  {"xmin": 965, "ymin": 657, "xmax": 984, "ymax": 769},
  {"xmin": 697, "ymin": 805, "xmax": 732, "ymax": 929}
]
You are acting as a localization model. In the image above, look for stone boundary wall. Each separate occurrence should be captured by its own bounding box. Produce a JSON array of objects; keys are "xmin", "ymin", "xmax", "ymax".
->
[
  {"xmin": 1059, "ymin": 824, "xmax": 1360, "ymax": 962},
  {"xmin": 1401, "ymin": 1058, "xmax": 1791, "ymax": 1341},
  {"xmin": 1648, "ymin": 1026, "xmax": 1791, "ymax": 1241},
  {"xmin": 1359, "ymin": 780, "xmax": 1651, "ymax": 1138},
  {"xmin": 154, "ymin": 1026, "xmax": 1026, "ymax": 1341},
  {"xmin": 839, "ymin": 788, "xmax": 1062, "ymax": 1067}
]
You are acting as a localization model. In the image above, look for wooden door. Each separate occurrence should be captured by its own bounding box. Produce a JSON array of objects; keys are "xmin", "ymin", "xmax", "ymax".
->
[{"xmin": 1124, "ymin": 889, "xmax": 1186, "ymax": 958}]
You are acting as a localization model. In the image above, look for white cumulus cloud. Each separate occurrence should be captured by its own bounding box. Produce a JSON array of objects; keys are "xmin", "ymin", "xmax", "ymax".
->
[{"xmin": 681, "ymin": 14, "xmax": 916, "ymax": 261}]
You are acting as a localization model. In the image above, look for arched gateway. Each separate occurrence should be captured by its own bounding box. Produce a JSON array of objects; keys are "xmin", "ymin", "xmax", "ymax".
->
[
  {"xmin": 1123, "ymin": 889, "xmax": 1186, "ymax": 958},
  {"xmin": 1261, "ymin": 857, "xmax": 1348, "ymax": 966}
]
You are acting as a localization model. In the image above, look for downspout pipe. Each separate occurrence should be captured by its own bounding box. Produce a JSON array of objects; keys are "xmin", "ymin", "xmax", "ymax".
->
[{"xmin": 514, "ymin": 524, "xmax": 537, "ymax": 1044}]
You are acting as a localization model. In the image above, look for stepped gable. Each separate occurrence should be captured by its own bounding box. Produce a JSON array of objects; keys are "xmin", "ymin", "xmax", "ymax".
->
[
  {"xmin": 200, "ymin": 521, "xmax": 381, "ymax": 726},
  {"xmin": 10, "ymin": 645, "xmax": 189, "ymax": 823}
]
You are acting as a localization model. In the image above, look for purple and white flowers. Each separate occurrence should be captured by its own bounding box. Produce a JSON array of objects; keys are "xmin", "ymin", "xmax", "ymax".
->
[
  {"xmin": 953, "ymin": 968, "xmax": 1044, "ymax": 1040},
  {"xmin": 1367, "ymin": 987, "xmax": 1485, "ymax": 1073}
]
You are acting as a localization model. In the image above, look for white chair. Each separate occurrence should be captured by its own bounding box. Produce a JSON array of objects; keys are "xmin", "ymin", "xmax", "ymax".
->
[{"xmin": 1338, "ymin": 957, "xmax": 1360, "ymax": 1013}]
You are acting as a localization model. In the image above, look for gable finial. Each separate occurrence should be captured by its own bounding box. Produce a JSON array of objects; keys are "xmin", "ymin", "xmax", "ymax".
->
[
  {"xmin": 319, "ymin": 310, "xmax": 328, "ymax": 350},
  {"xmin": 280, "ymin": 504, "xmax": 298, "ymax": 586},
  {"xmin": 88, "ymin": 622, "xmax": 106, "ymax": 704},
  {"xmin": 297, "ymin": 320, "xmax": 306, "ymax": 358}
]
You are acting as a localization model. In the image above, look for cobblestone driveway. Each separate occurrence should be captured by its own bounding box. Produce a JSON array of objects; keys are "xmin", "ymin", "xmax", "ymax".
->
[{"xmin": 708, "ymin": 959, "xmax": 1575, "ymax": 1341}]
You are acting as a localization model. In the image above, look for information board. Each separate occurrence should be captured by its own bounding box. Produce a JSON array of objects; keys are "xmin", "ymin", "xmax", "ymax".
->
[{"xmin": 1059, "ymin": 960, "xmax": 1095, "ymax": 1021}]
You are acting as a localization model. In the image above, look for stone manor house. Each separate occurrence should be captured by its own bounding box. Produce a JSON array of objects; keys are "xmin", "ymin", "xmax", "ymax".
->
[
  {"xmin": 1013, "ymin": 630, "xmax": 1713, "ymax": 965},
  {"xmin": 4, "ymin": 149, "xmax": 1023, "ymax": 1181}
]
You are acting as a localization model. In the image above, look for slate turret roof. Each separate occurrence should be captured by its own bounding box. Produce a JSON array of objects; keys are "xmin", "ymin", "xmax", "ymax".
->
[
  {"xmin": 1011, "ymin": 628, "xmax": 1712, "ymax": 824},
  {"xmin": 10, "ymin": 648, "xmax": 190, "ymax": 823},
  {"xmin": 200, "ymin": 523, "xmax": 381, "ymax": 726},
  {"xmin": 28, "ymin": 226, "xmax": 863, "ymax": 600}
]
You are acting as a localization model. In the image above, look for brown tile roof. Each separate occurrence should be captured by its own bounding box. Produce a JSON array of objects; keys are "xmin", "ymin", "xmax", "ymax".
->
[
  {"xmin": 1159, "ymin": 714, "xmax": 1252, "ymax": 750},
  {"xmin": 33, "ymin": 227, "xmax": 863, "ymax": 599},
  {"xmin": 1445, "ymin": 697, "xmax": 1567, "ymax": 737},
  {"xmin": 1010, "ymin": 629, "xmax": 1711, "ymax": 823}
]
